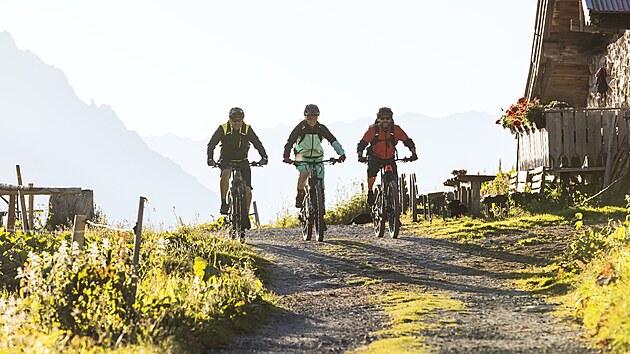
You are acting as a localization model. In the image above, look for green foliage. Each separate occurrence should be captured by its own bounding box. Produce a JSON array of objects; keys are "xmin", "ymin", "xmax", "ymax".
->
[
  {"xmin": 0, "ymin": 230, "xmax": 69, "ymax": 290},
  {"xmin": 481, "ymin": 170, "xmax": 511, "ymax": 196},
  {"xmin": 0, "ymin": 225, "xmax": 270, "ymax": 352},
  {"xmin": 325, "ymin": 192, "xmax": 369, "ymax": 225}
]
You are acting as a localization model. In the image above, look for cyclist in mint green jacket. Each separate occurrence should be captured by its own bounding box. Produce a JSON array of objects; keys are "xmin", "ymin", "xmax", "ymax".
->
[{"xmin": 283, "ymin": 104, "xmax": 346, "ymax": 209}]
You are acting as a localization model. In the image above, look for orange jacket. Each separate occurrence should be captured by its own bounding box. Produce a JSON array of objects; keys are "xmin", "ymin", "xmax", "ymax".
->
[{"xmin": 358, "ymin": 124, "xmax": 412, "ymax": 160}]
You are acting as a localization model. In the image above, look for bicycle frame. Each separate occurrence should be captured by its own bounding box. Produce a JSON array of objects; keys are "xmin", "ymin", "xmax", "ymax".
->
[
  {"xmin": 291, "ymin": 158, "xmax": 340, "ymax": 241},
  {"xmin": 364, "ymin": 157, "xmax": 411, "ymax": 238},
  {"xmin": 213, "ymin": 161, "xmax": 261, "ymax": 243}
]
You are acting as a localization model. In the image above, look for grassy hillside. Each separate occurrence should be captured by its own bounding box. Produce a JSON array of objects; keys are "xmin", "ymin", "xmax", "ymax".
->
[{"xmin": 0, "ymin": 224, "xmax": 272, "ymax": 353}]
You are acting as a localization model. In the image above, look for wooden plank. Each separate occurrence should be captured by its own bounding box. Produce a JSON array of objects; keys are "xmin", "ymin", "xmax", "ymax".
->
[
  {"xmin": 72, "ymin": 215, "xmax": 87, "ymax": 249},
  {"xmin": 0, "ymin": 186, "xmax": 83, "ymax": 196},
  {"xmin": 604, "ymin": 112, "xmax": 618, "ymax": 186},
  {"xmin": 574, "ymin": 110, "xmax": 587, "ymax": 166},
  {"xmin": 7, "ymin": 195, "xmax": 16, "ymax": 233},
  {"xmin": 15, "ymin": 165, "xmax": 30, "ymax": 235},
  {"xmin": 586, "ymin": 110, "xmax": 603, "ymax": 167},
  {"xmin": 542, "ymin": 129, "xmax": 550, "ymax": 167},
  {"xmin": 530, "ymin": 166, "xmax": 545, "ymax": 193},
  {"xmin": 27, "ymin": 183, "xmax": 35, "ymax": 229},
  {"xmin": 546, "ymin": 111, "xmax": 563, "ymax": 168},
  {"xmin": 517, "ymin": 171, "xmax": 528, "ymax": 192},
  {"xmin": 561, "ymin": 110, "xmax": 576, "ymax": 167},
  {"xmin": 617, "ymin": 110, "xmax": 629, "ymax": 152}
]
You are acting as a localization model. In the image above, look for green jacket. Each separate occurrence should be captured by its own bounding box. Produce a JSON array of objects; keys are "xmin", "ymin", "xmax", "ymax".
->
[{"xmin": 283, "ymin": 121, "xmax": 344, "ymax": 160}]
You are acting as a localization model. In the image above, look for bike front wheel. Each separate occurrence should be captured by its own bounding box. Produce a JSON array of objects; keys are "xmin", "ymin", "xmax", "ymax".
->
[
  {"xmin": 386, "ymin": 181, "xmax": 401, "ymax": 239},
  {"xmin": 372, "ymin": 188, "xmax": 385, "ymax": 238},
  {"xmin": 314, "ymin": 182, "xmax": 325, "ymax": 242},
  {"xmin": 300, "ymin": 190, "xmax": 313, "ymax": 241},
  {"xmin": 230, "ymin": 188, "xmax": 244, "ymax": 241}
]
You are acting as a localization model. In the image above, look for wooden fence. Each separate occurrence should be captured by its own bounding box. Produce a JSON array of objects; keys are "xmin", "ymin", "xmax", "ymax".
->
[{"xmin": 517, "ymin": 109, "xmax": 630, "ymax": 178}]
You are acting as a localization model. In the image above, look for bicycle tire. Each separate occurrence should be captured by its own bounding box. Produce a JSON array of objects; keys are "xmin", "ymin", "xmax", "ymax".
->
[
  {"xmin": 238, "ymin": 188, "xmax": 247, "ymax": 243},
  {"xmin": 301, "ymin": 189, "xmax": 313, "ymax": 241},
  {"xmin": 373, "ymin": 187, "xmax": 385, "ymax": 238},
  {"xmin": 314, "ymin": 182, "xmax": 325, "ymax": 242},
  {"xmin": 386, "ymin": 181, "xmax": 400, "ymax": 239},
  {"xmin": 231, "ymin": 187, "xmax": 242, "ymax": 240}
]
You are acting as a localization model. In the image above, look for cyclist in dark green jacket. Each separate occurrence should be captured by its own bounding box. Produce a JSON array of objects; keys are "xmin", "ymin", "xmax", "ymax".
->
[
  {"xmin": 283, "ymin": 104, "xmax": 346, "ymax": 210},
  {"xmin": 207, "ymin": 107, "xmax": 268, "ymax": 224}
]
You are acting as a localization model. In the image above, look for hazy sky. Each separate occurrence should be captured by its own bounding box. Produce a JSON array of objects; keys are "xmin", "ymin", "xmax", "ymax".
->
[{"xmin": 0, "ymin": 1, "xmax": 537, "ymax": 139}]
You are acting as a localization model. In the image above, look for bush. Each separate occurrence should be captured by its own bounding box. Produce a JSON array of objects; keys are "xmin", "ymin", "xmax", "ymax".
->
[{"xmin": 0, "ymin": 226, "xmax": 269, "ymax": 352}]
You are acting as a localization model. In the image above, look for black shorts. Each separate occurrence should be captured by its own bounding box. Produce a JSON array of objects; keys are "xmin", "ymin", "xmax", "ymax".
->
[
  {"xmin": 219, "ymin": 160, "xmax": 252, "ymax": 189},
  {"xmin": 367, "ymin": 157, "xmax": 398, "ymax": 179}
]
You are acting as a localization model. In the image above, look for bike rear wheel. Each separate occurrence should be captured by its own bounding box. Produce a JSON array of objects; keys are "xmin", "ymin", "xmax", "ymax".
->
[
  {"xmin": 386, "ymin": 181, "xmax": 401, "ymax": 239},
  {"xmin": 314, "ymin": 182, "xmax": 325, "ymax": 242},
  {"xmin": 372, "ymin": 187, "xmax": 385, "ymax": 238}
]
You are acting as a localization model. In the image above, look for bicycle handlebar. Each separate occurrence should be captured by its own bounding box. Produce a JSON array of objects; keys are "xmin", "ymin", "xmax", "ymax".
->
[
  {"xmin": 210, "ymin": 161, "xmax": 265, "ymax": 169},
  {"xmin": 289, "ymin": 157, "xmax": 342, "ymax": 166},
  {"xmin": 358, "ymin": 156, "xmax": 415, "ymax": 164}
]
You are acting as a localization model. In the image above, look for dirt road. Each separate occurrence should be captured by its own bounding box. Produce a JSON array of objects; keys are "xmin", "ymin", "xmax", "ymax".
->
[{"xmin": 216, "ymin": 224, "xmax": 594, "ymax": 353}]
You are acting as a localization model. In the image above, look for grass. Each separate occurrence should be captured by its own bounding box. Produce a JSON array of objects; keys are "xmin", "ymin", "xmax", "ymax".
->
[
  {"xmin": 357, "ymin": 291, "xmax": 466, "ymax": 354},
  {"xmin": 0, "ymin": 224, "xmax": 275, "ymax": 353},
  {"xmin": 407, "ymin": 213, "xmax": 565, "ymax": 241},
  {"xmin": 406, "ymin": 204, "xmax": 630, "ymax": 352}
]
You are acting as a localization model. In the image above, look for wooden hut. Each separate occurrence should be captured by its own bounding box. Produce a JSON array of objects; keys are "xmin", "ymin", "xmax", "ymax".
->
[{"xmin": 518, "ymin": 0, "xmax": 630, "ymax": 188}]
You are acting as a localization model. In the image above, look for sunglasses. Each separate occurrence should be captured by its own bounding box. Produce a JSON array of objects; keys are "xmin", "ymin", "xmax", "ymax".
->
[{"xmin": 379, "ymin": 117, "xmax": 392, "ymax": 121}]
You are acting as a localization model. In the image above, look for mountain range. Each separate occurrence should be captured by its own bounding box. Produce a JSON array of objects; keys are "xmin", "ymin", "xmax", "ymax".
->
[{"xmin": 0, "ymin": 32, "xmax": 219, "ymax": 227}]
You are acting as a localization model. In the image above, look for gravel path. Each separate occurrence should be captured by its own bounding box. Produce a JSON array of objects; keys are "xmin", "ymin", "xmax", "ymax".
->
[{"xmin": 214, "ymin": 224, "xmax": 595, "ymax": 353}]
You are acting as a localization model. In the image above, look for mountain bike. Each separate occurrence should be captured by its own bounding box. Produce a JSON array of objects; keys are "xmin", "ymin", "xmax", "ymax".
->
[
  {"xmin": 364, "ymin": 157, "xmax": 411, "ymax": 239},
  {"xmin": 213, "ymin": 161, "xmax": 262, "ymax": 243},
  {"xmin": 291, "ymin": 158, "xmax": 341, "ymax": 242}
]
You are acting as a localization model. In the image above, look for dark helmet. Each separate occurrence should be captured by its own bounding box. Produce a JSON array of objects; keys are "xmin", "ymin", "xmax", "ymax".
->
[
  {"xmin": 229, "ymin": 107, "xmax": 245, "ymax": 120},
  {"xmin": 304, "ymin": 104, "xmax": 320, "ymax": 116},
  {"xmin": 377, "ymin": 107, "xmax": 393, "ymax": 119}
]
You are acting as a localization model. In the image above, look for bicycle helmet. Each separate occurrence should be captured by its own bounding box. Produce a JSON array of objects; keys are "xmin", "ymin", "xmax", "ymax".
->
[
  {"xmin": 304, "ymin": 104, "xmax": 320, "ymax": 116},
  {"xmin": 229, "ymin": 107, "xmax": 245, "ymax": 119},
  {"xmin": 377, "ymin": 107, "xmax": 393, "ymax": 119}
]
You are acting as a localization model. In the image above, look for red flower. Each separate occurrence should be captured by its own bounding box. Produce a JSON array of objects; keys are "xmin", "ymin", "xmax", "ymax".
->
[
  {"xmin": 496, "ymin": 119, "xmax": 501, "ymax": 125},
  {"xmin": 517, "ymin": 97, "xmax": 527, "ymax": 104},
  {"xmin": 512, "ymin": 120, "xmax": 522, "ymax": 127}
]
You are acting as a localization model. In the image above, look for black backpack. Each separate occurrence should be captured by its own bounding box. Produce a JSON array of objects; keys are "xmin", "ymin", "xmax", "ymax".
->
[
  {"xmin": 367, "ymin": 119, "xmax": 396, "ymax": 156},
  {"xmin": 371, "ymin": 119, "xmax": 395, "ymax": 147}
]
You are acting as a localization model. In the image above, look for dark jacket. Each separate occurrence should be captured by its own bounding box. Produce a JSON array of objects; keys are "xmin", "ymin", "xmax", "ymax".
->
[{"xmin": 207, "ymin": 122, "xmax": 267, "ymax": 162}]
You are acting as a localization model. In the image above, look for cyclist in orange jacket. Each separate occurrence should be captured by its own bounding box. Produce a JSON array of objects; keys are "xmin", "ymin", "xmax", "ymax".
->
[{"xmin": 357, "ymin": 107, "xmax": 417, "ymax": 205}]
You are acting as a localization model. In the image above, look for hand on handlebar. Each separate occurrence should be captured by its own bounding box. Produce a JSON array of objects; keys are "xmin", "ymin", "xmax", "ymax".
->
[
  {"xmin": 283, "ymin": 157, "xmax": 292, "ymax": 164},
  {"xmin": 207, "ymin": 158, "xmax": 216, "ymax": 167},
  {"xmin": 358, "ymin": 156, "xmax": 368, "ymax": 163},
  {"xmin": 410, "ymin": 153, "xmax": 418, "ymax": 161},
  {"xmin": 338, "ymin": 154, "xmax": 346, "ymax": 163},
  {"xmin": 259, "ymin": 157, "xmax": 268, "ymax": 166}
]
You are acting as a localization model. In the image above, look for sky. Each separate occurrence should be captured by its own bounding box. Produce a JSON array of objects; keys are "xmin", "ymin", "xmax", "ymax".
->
[{"xmin": 0, "ymin": 1, "xmax": 537, "ymax": 140}]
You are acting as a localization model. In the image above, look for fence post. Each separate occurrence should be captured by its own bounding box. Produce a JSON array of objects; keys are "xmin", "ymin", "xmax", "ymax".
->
[
  {"xmin": 252, "ymin": 201, "xmax": 260, "ymax": 227},
  {"xmin": 28, "ymin": 183, "xmax": 35, "ymax": 229},
  {"xmin": 72, "ymin": 215, "xmax": 87, "ymax": 249},
  {"xmin": 410, "ymin": 173, "xmax": 418, "ymax": 222},
  {"xmin": 7, "ymin": 195, "xmax": 16, "ymax": 234},
  {"xmin": 15, "ymin": 165, "xmax": 30, "ymax": 235},
  {"xmin": 131, "ymin": 196, "xmax": 147, "ymax": 305}
]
